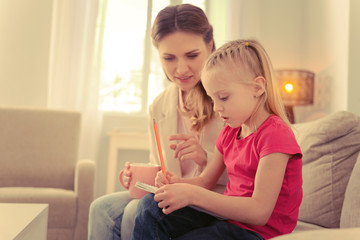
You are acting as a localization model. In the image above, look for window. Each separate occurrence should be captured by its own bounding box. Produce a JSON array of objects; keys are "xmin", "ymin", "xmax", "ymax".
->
[{"xmin": 97, "ymin": 0, "xmax": 205, "ymax": 114}]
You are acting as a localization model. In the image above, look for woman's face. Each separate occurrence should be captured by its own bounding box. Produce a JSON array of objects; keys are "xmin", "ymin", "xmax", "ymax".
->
[{"xmin": 157, "ymin": 31, "xmax": 213, "ymax": 93}]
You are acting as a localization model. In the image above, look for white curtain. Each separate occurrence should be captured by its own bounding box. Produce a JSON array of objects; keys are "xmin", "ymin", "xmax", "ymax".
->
[{"xmin": 47, "ymin": 0, "xmax": 102, "ymax": 160}]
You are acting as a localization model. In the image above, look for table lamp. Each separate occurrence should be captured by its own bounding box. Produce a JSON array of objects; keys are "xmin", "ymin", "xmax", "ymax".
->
[{"xmin": 275, "ymin": 69, "xmax": 315, "ymax": 123}]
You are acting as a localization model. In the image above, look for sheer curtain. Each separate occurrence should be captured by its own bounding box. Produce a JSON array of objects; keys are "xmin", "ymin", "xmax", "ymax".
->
[{"xmin": 47, "ymin": 0, "xmax": 102, "ymax": 160}]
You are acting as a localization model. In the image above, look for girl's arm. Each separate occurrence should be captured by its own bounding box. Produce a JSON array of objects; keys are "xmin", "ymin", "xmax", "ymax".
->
[
  {"xmin": 156, "ymin": 150, "xmax": 289, "ymax": 226},
  {"xmin": 154, "ymin": 147, "xmax": 224, "ymax": 212}
]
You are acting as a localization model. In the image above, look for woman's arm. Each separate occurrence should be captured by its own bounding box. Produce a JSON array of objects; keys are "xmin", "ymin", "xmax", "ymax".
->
[{"xmin": 156, "ymin": 150, "xmax": 290, "ymax": 225}]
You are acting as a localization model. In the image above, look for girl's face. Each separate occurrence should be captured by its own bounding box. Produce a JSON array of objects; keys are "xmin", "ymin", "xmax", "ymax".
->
[
  {"xmin": 157, "ymin": 31, "xmax": 213, "ymax": 93},
  {"xmin": 202, "ymin": 65, "xmax": 260, "ymax": 128}
]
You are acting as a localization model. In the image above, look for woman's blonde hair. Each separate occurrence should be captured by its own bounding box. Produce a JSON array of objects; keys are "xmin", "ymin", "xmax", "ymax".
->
[
  {"xmin": 202, "ymin": 39, "xmax": 290, "ymax": 127},
  {"xmin": 151, "ymin": 4, "xmax": 215, "ymax": 132}
]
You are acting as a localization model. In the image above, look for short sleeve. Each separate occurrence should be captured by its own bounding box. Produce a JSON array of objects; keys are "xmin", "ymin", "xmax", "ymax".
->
[{"xmin": 257, "ymin": 119, "xmax": 302, "ymax": 160}]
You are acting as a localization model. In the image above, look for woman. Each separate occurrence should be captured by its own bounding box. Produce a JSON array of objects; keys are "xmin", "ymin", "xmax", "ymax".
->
[{"xmin": 88, "ymin": 4, "xmax": 226, "ymax": 240}]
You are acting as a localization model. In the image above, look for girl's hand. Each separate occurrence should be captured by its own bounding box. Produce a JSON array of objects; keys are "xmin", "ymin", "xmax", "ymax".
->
[
  {"xmin": 169, "ymin": 133, "xmax": 207, "ymax": 168},
  {"xmin": 154, "ymin": 183, "xmax": 195, "ymax": 214},
  {"xmin": 121, "ymin": 162, "xmax": 132, "ymax": 189},
  {"xmin": 155, "ymin": 171, "xmax": 179, "ymax": 188}
]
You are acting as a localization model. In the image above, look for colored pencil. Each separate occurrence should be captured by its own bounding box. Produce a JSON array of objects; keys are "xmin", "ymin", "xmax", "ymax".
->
[{"xmin": 153, "ymin": 119, "xmax": 167, "ymax": 178}]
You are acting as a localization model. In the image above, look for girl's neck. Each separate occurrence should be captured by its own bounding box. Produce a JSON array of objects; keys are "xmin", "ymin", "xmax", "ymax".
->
[{"xmin": 239, "ymin": 107, "xmax": 271, "ymax": 139}]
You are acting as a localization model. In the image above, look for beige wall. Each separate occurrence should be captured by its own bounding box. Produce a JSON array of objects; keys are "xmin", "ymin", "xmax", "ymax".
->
[
  {"xmin": 211, "ymin": 0, "xmax": 351, "ymax": 122},
  {"xmin": 348, "ymin": 0, "xmax": 360, "ymax": 116},
  {"xmin": 0, "ymin": 0, "xmax": 52, "ymax": 107},
  {"xmin": 261, "ymin": 0, "xmax": 350, "ymax": 122}
]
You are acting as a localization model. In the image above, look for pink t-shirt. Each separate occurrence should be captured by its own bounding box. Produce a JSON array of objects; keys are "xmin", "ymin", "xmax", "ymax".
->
[{"xmin": 216, "ymin": 115, "xmax": 302, "ymax": 239}]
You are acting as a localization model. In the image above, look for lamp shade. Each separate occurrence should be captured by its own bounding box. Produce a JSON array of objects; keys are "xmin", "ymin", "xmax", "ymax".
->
[{"xmin": 275, "ymin": 69, "xmax": 315, "ymax": 106}]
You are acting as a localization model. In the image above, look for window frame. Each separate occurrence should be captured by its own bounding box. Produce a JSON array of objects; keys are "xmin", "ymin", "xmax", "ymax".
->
[{"xmin": 98, "ymin": 0, "xmax": 207, "ymax": 117}]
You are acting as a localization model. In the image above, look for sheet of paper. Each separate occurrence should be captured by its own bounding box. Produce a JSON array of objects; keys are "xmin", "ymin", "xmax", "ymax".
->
[{"xmin": 135, "ymin": 182, "xmax": 157, "ymax": 193}]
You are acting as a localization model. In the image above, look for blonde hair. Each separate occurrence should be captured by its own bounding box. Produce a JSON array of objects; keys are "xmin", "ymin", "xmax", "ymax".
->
[
  {"xmin": 202, "ymin": 39, "xmax": 290, "ymax": 127},
  {"xmin": 151, "ymin": 4, "xmax": 215, "ymax": 132}
]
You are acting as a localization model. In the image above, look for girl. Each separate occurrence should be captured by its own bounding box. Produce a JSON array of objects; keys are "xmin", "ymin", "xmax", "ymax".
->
[
  {"xmin": 88, "ymin": 4, "xmax": 227, "ymax": 240},
  {"xmin": 131, "ymin": 39, "xmax": 303, "ymax": 240}
]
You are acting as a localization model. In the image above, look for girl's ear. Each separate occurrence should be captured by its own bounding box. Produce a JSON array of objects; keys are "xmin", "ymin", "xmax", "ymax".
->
[{"xmin": 253, "ymin": 76, "xmax": 266, "ymax": 97}]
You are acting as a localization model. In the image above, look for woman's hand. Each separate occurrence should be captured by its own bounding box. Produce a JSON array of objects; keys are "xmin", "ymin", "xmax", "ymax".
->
[
  {"xmin": 154, "ymin": 183, "xmax": 196, "ymax": 214},
  {"xmin": 155, "ymin": 171, "xmax": 180, "ymax": 188},
  {"xmin": 121, "ymin": 162, "xmax": 132, "ymax": 189},
  {"xmin": 169, "ymin": 133, "xmax": 207, "ymax": 169}
]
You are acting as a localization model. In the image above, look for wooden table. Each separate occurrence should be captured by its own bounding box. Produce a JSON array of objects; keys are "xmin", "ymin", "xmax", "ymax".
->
[
  {"xmin": 106, "ymin": 130, "xmax": 149, "ymax": 193},
  {"xmin": 0, "ymin": 203, "xmax": 49, "ymax": 240}
]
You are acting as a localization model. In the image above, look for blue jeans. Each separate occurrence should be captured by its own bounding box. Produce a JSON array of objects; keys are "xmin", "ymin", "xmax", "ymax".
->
[
  {"xmin": 88, "ymin": 191, "xmax": 139, "ymax": 240},
  {"xmin": 132, "ymin": 194, "xmax": 264, "ymax": 240}
]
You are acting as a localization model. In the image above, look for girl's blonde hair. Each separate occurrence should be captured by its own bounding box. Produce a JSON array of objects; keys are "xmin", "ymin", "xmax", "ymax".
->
[
  {"xmin": 203, "ymin": 39, "xmax": 290, "ymax": 127},
  {"xmin": 151, "ymin": 4, "xmax": 215, "ymax": 132}
]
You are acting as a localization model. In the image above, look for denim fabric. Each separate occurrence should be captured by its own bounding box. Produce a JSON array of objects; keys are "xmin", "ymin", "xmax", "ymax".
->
[
  {"xmin": 88, "ymin": 191, "xmax": 138, "ymax": 240},
  {"xmin": 121, "ymin": 198, "xmax": 140, "ymax": 239},
  {"xmin": 176, "ymin": 221, "xmax": 264, "ymax": 240},
  {"xmin": 132, "ymin": 193, "xmax": 264, "ymax": 240}
]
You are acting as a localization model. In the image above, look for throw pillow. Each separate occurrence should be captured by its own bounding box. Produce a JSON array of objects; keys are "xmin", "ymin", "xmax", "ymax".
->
[{"xmin": 292, "ymin": 111, "xmax": 360, "ymax": 228}]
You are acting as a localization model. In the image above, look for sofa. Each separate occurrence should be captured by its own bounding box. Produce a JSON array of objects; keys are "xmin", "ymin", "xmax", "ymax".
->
[
  {"xmin": 0, "ymin": 107, "xmax": 96, "ymax": 240},
  {"xmin": 271, "ymin": 111, "xmax": 360, "ymax": 239}
]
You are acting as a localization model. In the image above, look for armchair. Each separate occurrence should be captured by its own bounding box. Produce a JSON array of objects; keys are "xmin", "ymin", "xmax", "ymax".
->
[{"xmin": 0, "ymin": 107, "xmax": 96, "ymax": 240}]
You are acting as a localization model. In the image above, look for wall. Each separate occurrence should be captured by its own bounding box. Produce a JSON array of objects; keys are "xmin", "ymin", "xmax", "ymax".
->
[
  {"xmin": 266, "ymin": 0, "xmax": 349, "ymax": 122},
  {"xmin": 348, "ymin": 0, "xmax": 360, "ymax": 116},
  {"xmin": 0, "ymin": 0, "xmax": 52, "ymax": 107},
  {"xmin": 211, "ymin": 0, "xmax": 351, "ymax": 122}
]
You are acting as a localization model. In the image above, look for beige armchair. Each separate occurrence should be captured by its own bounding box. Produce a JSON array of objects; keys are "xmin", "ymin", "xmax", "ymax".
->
[{"xmin": 0, "ymin": 107, "xmax": 96, "ymax": 240}]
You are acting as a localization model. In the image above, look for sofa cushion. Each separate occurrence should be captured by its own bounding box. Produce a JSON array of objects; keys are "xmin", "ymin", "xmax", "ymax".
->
[
  {"xmin": 292, "ymin": 111, "xmax": 360, "ymax": 228},
  {"xmin": 340, "ymin": 153, "xmax": 360, "ymax": 228}
]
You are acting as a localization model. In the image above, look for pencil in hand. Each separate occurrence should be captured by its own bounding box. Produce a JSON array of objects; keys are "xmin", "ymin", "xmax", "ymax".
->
[{"xmin": 153, "ymin": 119, "xmax": 167, "ymax": 178}]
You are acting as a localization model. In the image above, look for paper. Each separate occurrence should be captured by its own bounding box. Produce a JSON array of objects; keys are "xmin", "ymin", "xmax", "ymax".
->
[{"xmin": 135, "ymin": 182, "xmax": 157, "ymax": 193}]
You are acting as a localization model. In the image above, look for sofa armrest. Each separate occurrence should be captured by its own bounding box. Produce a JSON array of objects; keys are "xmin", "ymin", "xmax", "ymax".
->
[
  {"xmin": 74, "ymin": 159, "xmax": 96, "ymax": 239},
  {"xmin": 341, "ymin": 152, "xmax": 360, "ymax": 228},
  {"xmin": 270, "ymin": 228, "xmax": 360, "ymax": 240},
  {"xmin": 75, "ymin": 159, "xmax": 96, "ymax": 196}
]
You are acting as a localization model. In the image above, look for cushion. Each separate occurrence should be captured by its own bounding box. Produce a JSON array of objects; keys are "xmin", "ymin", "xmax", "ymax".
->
[
  {"xmin": 340, "ymin": 152, "xmax": 360, "ymax": 227},
  {"xmin": 292, "ymin": 111, "xmax": 360, "ymax": 228},
  {"xmin": 293, "ymin": 221, "xmax": 324, "ymax": 232}
]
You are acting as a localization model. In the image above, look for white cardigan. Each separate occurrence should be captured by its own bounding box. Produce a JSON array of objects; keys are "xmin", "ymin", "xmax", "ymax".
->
[{"xmin": 148, "ymin": 84, "xmax": 228, "ymax": 191}]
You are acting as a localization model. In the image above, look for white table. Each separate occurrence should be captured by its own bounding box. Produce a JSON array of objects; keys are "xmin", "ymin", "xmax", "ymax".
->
[
  {"xmin": 271, "ymin": 227, "xmax": 360, "ymax": 240},
  {"xmin": 0, "ymin": 203, "xmax": 49, "ymax": 240}
]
